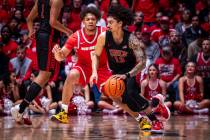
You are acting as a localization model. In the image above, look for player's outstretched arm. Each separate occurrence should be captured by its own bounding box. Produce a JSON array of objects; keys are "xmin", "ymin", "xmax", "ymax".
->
[
  {"xmin": 89, "ymin": 32, "xmax": 106, "ymax": 86},
  {"xmin": 52, "ymin": 44, "xmax": 70, "ymax": 62}
]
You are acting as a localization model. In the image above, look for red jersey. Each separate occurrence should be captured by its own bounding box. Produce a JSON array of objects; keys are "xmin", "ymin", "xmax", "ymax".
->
[
  {"xmin": 183, "ymin": 78, "xmax": 202, "ymax": 101},
  {"xmin": 155, "ymin": 57, "xmax": 182, "ymax": 82},
  {"xmin": 144, "ymin": 80, "xmax": 162, "ymax": 100},
  {"xmin": 1, "ymin": 39, "xmax": 18, "ymax": 59},
  {"xmin": 65, "ymin": 27, "xmax": 110, "ymax": 86},
  {"xmin": 196, "ymin": 52, "xmax": 210, "ymax": 78}
]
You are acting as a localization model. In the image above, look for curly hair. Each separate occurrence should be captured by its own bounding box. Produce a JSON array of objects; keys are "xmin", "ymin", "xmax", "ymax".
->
[
  {"xmin": 80, "ymin": 5, "xmax": 101, "ymax": 21},
  {"xmin": 107, "ymin": 5, "xmax": 134, "ymax": 27}
]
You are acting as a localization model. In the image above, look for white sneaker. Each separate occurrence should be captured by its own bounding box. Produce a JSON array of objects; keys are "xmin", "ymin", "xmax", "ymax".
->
[
  {"xmin": 11, "ymin": 105, "xmax": 23, "ymax": 123},
  {"xmin": 11, "ymin": 105, "xmax": 32, "ymax": 125}
]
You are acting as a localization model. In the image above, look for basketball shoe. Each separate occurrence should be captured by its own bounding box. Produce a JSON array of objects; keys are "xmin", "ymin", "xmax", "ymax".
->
[
  {"xmin": 139, "ymin": 117, "xmax": 152, "ymax": 130},
  {"xmin": 152, "ymin": 94, "xmax": 170, "ymax": 120},
  {"xmin": 152, "ymin": 120, "xmax": 164, "ymax": 132},
  {"xmin": 51, "ymin": 110, "xmax": 69, "ymax": 123},
  {"xmin": 11, "ymin": 105, "xmax": 32, "ymax": 125}
]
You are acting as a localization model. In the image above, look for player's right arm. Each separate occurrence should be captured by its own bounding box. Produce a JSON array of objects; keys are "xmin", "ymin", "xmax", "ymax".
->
[
  {"xmin": 53, "ymin": 33, "xmax": 77, "ymax": 61},
  {"xmin": 50, "ymin": 0, "xmax": 72, "ymax": 36},
  {"xmin": 27, "ymin": 0, "xmax": 38, "ymax": 38},
  {"xmin": 89, "ymin": 32, "xmax": 106, "ymax": 86}
]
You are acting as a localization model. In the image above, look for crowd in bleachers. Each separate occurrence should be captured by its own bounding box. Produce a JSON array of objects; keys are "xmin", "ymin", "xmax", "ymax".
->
[{"xmin": 0, "ymin": 0, "xmax": 210, "ymax": 116}]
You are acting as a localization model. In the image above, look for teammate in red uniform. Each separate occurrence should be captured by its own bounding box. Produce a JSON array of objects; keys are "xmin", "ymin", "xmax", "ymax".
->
[{"xmin": 51, "ymin": 6, "xmax": 111, "ymax": 123}]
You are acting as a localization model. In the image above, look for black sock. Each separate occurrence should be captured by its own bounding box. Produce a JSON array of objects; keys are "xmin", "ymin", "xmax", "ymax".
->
[
  {"xmin": 151, "ymin": 98, "xmax": 159, "ymax": 108},
  {"xmin": 146, "ymin": 112, "xmax": 158, "ymax": 121},
  {"xmin": 19, "ymin": 82, "xmax": 42, "ymax": 113}
]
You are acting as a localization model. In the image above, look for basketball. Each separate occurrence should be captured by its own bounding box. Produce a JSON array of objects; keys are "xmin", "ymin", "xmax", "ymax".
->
[{"xmin": 104, "ymin": 77, "xmax": 125, "ymax": 98}]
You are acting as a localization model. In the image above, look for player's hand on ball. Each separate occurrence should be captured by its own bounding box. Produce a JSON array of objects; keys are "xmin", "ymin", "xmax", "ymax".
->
[{"xmin": 111, "ymin": 74, "xmax": 126, "ymax": 80}]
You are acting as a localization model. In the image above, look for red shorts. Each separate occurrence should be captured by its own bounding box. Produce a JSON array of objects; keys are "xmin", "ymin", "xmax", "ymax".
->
[{"xmin": 72, "ymin": 65, "xmax": 111, "ymax": 91}]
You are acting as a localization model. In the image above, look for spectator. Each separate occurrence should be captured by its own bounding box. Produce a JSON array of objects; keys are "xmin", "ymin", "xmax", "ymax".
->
[
  {"xmin": 175, "ymin": 9, "xmax": 192, "ymax": 36},
  {"xmin": 9, "ymin": 45, "xmax": 33, "ymax": 90},
  {"xmin": 141, "ymin": 26, "xmax": 160, "ymax": 67},
  {"xmin": 151, "ymin": 16, "xmax": 176, "ymax": 48},
  {"xmin": 183, "ymin": 15, "xmax": 207, "ymax": 46},
  {"xmin": 174, "ymin": 61, "xmax": 210, "ymax": 114},
  {"xmin": 127, "ymin": 11, "xmax": 145, "ymax": 32},
  {"xmin": 132, "ymin": 0, "xmax": 159, "ymax": 26},
  {"xmin": 0, "ymin": 25, "xmax": 18, "ymax": 59},
  {"xmin": 191, "ymin": 39, "xmax": 210, "ymax": 105},
  {"xmin": 67, "ymin": 0, "xmax": 83, "ymax": 32},
  {"xmin": 169, "ymin": 31, "xmax": 187, "ymax": 70},
  {"xmin": 141, "ymin": 64, "xmax": 172, "ymax": 109},
  {"xmin": 155, "ymin": 46, "xmax": 182, "ymax": 102}
]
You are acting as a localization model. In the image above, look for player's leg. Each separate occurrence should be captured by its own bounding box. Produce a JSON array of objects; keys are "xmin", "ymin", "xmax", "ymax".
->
[
  {"xmin": 11, "ymin": 32, "xmax": 53, "ymax": 124},
  {"xmin": 123, "ymin": 77, "xmax": 165, "ymax": 131},
  {"xmin": 51, "ymin": 69, "xmax": 80, "ymax": 123}
]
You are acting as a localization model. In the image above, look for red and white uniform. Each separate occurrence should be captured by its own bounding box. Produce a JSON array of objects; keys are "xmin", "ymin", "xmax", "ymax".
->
[
  {"xmin": 144, "ymin": 80, "xmax": 162, "ymax": 100},
  {"xmin": 65, "ymin": 27, "xmax": 111, "ymax": 89},
  {"xmin": 183, "ymin": 78, "xmax": 202, "ymax": 101},
  {"xmin": 196, "ymin": 52, "xmax": 210, "ymax": 78}
]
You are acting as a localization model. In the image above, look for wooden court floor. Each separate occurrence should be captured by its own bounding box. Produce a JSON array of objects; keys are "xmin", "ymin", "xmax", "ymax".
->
[{"xmin": 0, "ymin": 114, "xmax": 210, "ymax": 140}]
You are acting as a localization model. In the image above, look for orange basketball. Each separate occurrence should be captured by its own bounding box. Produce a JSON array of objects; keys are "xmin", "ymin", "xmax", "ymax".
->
[{"xmin": 104, "ymin": 77, "xmax": 125, "ymax": 98}]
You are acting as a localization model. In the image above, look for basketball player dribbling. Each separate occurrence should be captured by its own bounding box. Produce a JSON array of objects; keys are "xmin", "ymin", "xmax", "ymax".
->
[
  {"xmin": 90, "ymin": 5, "xmax": 170, "ymax": 131},
  {"xmin": 51, "ymin": 5, "xmax": 112, "ymax": 123},
  {"xmin": 11, "ymin": 0, "xmax": 72, "ymax": 124}
]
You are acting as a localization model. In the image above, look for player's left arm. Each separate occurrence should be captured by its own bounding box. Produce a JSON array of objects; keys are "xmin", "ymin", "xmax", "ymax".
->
[{"xmin": 127, "ymin": 33, "xmax": 146, "ymax": 77}]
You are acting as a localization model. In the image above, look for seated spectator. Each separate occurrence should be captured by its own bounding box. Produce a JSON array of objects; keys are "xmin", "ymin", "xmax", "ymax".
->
[
  {"xmin": 187, "ymin": 36, "xmax": 204, "ymax": 61},
  {"xmin": 9, "ymin": 45, "xmax": 32, "ymax": 82},
  {"xmin": 67, "ymin": 0, "xmax": 83, "ymax": 32},
  {"xmin": 191, "ymin": 39, "xmax": 210, "ymax": 109},
  {"xmin": 8, "ymin": 17, "xmax": 21, "ymax": 42},
  {"xmin": 132, "ymin": 0, "xmax": 159, "ymax": 26},
  {"xmin": 127, "ymin": 11, "xmax": 145, "ymax": 32},
  {"xmin": 0, "ymin": 25, "xmax": 18, "ymax": 59},
  {"xmin": 174, "ymin": 62, "xmax": 210, "ymax": 114},
  {"xmin": 7, "ymin": 71, "xmax": 21, "ymax": 104},
  {"xmin": 13, "ymin": 9, "xmax": 27, "ymax": 30},
  {"xmin": 100, "ymin": 0, "xmax": 129, "ymax": 20},
  {"xmin": 169, "ymin": 31, "xmax": 187, "ymax": 70},
  {"xmin": 138, "ymin": 26, "xmax": 160, "ymax": 81},
  {"xmin": 151, "ymin": 16, "xmax": 176, "ymax": 48},
  {"xmin": 141, "ymin": 26, "xmax": 160, "ymax": 67},
  {"xmin": 150, "ymin": 12, "xmax": 163, "ymax": 32},
  {"xmin": 141, "ymin": 64, "xmax": 172, "ymax": 109},
  {"xmin": 175, "ymin": 9, "xmax": 192, "ymax": 36},
  {"xmin": 201, "ymin": 11, "xmax": 210, "ymax": 36},
  {"xmin": 155, "ymin": 46, "xmax": 182, "ymax": 103},
  {"xmin": 183, "ymin": 15, "xmax": 208, "ymax": 46}
]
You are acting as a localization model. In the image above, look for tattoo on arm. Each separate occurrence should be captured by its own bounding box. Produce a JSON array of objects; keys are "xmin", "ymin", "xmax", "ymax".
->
[{"xmin": 128, "ymin": 33, "xmax": 146, "ymax": 77}]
